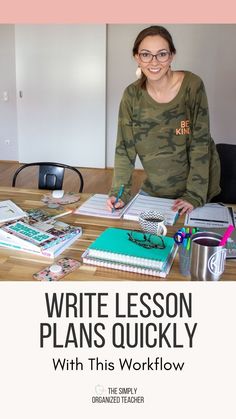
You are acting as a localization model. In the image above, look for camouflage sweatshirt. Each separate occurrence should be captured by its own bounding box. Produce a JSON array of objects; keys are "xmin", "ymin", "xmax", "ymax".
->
[{"xmin": 110, "ymin": 71, "xmax": 221, "ymax": 208}]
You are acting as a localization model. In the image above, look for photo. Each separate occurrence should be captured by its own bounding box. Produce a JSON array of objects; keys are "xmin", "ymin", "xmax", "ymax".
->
[
  {"xmin": 0, "ymin": 23, "xmax": 235, "ymax": 281},
  {"xmin": 1, "ymin": 16, "xmax": 236, "ymax": 419}
]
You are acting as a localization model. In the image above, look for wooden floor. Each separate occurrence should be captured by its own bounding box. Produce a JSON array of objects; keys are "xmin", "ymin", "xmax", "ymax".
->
[{"xmin": 0, "ymin": 161, "xmax": 146, "ymax": 195}]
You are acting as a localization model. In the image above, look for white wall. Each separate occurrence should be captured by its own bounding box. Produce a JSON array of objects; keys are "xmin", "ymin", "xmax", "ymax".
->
[
  {"xmin": 0, "ymin": 24, "xmax": 236, "ymax": 167},
  {"xmin": 0, "ymin": 25, "xmax": 18, "ymax": 160},
  {"xmin": 106, "ymin": 24, "xmax": 236, "ymax": 167},
  {"xmin": 15, "ymin": 24, "xmax": 106, "ymax": 167}
]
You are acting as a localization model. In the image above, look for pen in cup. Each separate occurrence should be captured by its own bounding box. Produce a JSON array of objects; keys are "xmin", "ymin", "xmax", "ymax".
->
[
  {"xmin": 173, "ymin": 227, "xmax": 199, "ymax": 251},
  {"xmin": 112, "ymin": 184, "xmax": 124, "ymax": 213},
  {"xmin": 173, "ymin": 227, "xmax": 199, "ymax": 276},
  {"xmin": 219, "ymin": 224, "xmax": 235, "ymax": 246}
]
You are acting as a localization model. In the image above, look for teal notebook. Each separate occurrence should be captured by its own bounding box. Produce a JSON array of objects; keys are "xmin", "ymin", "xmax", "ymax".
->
[{"xmin": 87, "ymin": 228, "xmax": 176, "ymax": 270}]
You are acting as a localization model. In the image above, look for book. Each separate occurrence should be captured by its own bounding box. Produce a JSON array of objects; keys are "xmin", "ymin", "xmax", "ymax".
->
[
  {"xmin": 83, "ymin": 227, "xmax": 177, "ymax": 273},
  {"xmin": 0, "ymin": 230, "xmax": 81, "ymax": 258},
  {"xmin": 75, "ymin": 193, "xmax": 179, "ymax": 225},
  {"xmin": 0, "ymin": 200, "xmax": 27, "ymax": 223},
  {"xmin": 0, "ymin": 208, "xmax": 82, "ymax": 258},
  {"xmin": 226, "ymin": 227, "xmax": 236, "ymax": 258}
]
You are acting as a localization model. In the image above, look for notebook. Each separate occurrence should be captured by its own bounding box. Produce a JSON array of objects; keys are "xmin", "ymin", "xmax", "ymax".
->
[
  {"xmin": 185, "ymin": 203, "xmax": 234, "ymax": 228},
  {"xmin": 184, "ymin": 204, "xmax": 236, "ymax": 259},
  {"xmin": 122, "ymin": 194, "xmax": 179, "ymax": 226},
  {"xmin": 85, "ymin": 227, "xmax": 176, "ymax": 270},
  {"xmin": 74, "ymin": 194, "xmax": 128, "ymax": 219},
  {"xmin": 0, "ymin": 200, "xmax": 27, "ymax": 223},
  {"xmin": 82, "ymin": 247, "xmax": 177, "ymax": 278},
  {"xmin": 75, "ymin": 193, "xmax": 179, "ymax": 225}
]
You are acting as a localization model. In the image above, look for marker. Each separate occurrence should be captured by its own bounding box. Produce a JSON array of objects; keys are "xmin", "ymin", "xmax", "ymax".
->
[
  {"xmin": 186, "ymin": 228, "xmax": 191, "ymax": 251},
  {"xmin": 112, "ymin": 184, "xmax": 124, "ymax": 213},
  {"xmin": 184, "ymin": 227, "xmax": 189, "ymax": 249},
  {"xmin": 52, "ymin": 210, "xmax": 74, "ymax": 219},
  {"xmin": 219, "ymin": 224, "xmax": 235, "ymax": 246},
  {"xmin": 45, "ymin": 209, "xmax": 74, "ymax": 222}
]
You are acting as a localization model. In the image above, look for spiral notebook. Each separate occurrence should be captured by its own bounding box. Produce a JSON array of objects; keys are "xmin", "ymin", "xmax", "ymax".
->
[
  {"xmin": 83, "ymin": 227, "xmax": 177, "ymax": 271},
  {"xmin": 82, "ymin": 251, "xmax": 177, "ymax": 278}
]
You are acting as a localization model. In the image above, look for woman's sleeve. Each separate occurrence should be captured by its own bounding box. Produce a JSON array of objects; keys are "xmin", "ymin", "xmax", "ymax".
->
[
  {"xmin": 181, "ymin": 79, "xmax": 215, "ymax": 207},
  {"xmin": 109, "ymin": 88, "xmax": 137, "ymax": 203}
]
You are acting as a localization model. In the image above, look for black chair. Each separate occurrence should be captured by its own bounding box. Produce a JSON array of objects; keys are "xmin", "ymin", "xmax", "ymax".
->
[
  {"xmin": 212, "ymin": 143, "xmax": 236, "ymax": 203},
  {"xmin": 12, "ymin": 162, "xmax": 84, "ymax": 192}
]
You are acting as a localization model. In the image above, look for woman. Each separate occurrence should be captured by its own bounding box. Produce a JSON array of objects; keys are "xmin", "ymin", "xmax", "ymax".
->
[{"xmin": 107, "ymin": 25, "xmax": 221, "ymax": 215}]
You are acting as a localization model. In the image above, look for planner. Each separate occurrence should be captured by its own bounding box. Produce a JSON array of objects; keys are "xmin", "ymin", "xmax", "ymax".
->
[
  {"xmin": 75, "ymin": 193, "xmax": 179, "ymax": 225},
  {"xmin": 184, "ymin": 203, "xmax": 234, "ymax": 228},
  {"xmin": 85, "ymin": 227, "xmax": 176, "ymax": 270},
  {"xmin": 122, "ymin": 194, "xmax": 179, "ymax": 225},
  {"xmin": 74, "ymin": 194, "xmax": 128, "ymax": 219}
]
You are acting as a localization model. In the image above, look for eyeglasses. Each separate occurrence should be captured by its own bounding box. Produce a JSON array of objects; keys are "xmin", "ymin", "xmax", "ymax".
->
[
  {"xmin": 138, "ymin": 50, "xmax": 171, "ymax": 63},
  {"xmin": 127, "ymin": 231, "xmax": 166, "ymax": 250}
]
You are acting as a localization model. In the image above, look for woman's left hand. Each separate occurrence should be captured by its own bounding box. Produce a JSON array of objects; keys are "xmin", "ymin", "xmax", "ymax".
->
[{"xmin": 172, "ymin": 199, "xmax": 194, "ymax": 216}]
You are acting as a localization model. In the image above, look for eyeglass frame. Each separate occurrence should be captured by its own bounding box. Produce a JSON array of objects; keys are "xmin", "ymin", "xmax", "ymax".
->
[
  {"xmin": 138, "ymin": 50, "xmax": 171, "ymax": 64},
  {"xmin": 127, "ymin": 231, "xmax": 166, "ymax": 250}
]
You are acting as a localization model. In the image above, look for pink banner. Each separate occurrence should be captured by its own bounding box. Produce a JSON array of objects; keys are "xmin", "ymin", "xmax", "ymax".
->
[{"xmin": 0, "ymin": 0, "xmax": 235, "ymax": 23}]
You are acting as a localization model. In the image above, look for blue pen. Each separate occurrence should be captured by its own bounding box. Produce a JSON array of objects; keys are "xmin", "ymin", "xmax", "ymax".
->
[
  {"xmin": 183, "ymin": 228, "xmax": 188, "ymax": 248},
  {"xmin": 112, "ymin": 184, "xmax": 124, "ymax": 213}
]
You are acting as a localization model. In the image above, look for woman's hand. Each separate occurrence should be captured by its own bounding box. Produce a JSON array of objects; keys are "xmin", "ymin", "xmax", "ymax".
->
[
  {"xmin": 172, "ymin": 199, "xmax": 194, "ymax": 216},
  {"xmin": 106, "ymin": 196, "xmax": 125, "ymax": 212}
]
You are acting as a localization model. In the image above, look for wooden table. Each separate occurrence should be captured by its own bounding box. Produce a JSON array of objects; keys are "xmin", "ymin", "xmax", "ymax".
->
[{"xmin": 0, "ymin": 187, "xmax": 235, "ymax": 281}]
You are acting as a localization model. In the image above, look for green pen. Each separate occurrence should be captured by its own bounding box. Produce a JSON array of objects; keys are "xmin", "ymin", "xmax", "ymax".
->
[
  {"xmin": 187, "ymin": 227, "xmax": 191, "ymax": 251},
  {"xmin": 112, "ymin": 184, "xmax": 124, "ymax": 213}
]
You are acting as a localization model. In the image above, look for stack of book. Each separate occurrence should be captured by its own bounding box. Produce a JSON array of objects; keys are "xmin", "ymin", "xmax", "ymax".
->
[
  {"xmin": 82, "ymin": 227, "xmax": 177, "ymax": 277},
  {"xmin": 0, "ymin": 205, "xmax": 82, "ymax": 258}
]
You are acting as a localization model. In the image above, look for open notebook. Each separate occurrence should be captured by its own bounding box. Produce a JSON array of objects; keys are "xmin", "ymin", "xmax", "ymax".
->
[
  {"xmin": 0, "ymin": 200, "xmax": 27, "ymax": 223},
  {"xmin": 184, "ymin": 204, "xmax": 236, "ymax": 259},
  {"xmin": 122, "ymin": 194, "xmax": 179, "ymax": 225},
  {"xmin": 75, "ymin": 193, "xmax": 179, "ymax": 225},
  {"xmin": 74, "ymin": 194, "xmax": 128, "ymax": 219},
  {"xmin": 184, "ymin": 203, "xmax": 234, "ymax": 228}
]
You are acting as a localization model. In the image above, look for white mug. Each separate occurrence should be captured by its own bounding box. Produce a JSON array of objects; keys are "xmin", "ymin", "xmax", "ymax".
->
[{"xmin": 138, "ymin": 210, "xmax": 167, "ymax": 236}]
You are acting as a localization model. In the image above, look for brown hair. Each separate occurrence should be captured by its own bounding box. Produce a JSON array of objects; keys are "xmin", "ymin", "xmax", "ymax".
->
[{"xmin": 133, "ymin": 26, "xmax": 176, "ymax": 88}]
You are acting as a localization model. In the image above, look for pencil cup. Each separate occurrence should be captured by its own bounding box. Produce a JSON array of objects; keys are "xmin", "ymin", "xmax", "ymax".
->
[
  {"xmin": 190, "ymin": 232, "xmax": 227, "ymax": 281},
  {"xmin": 178, "ymin": 244, "xmax": 191, "ymax": 276},
  {"xmin": 138, "ymin": 210, "xmax": 167, "ymax": 236}
]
